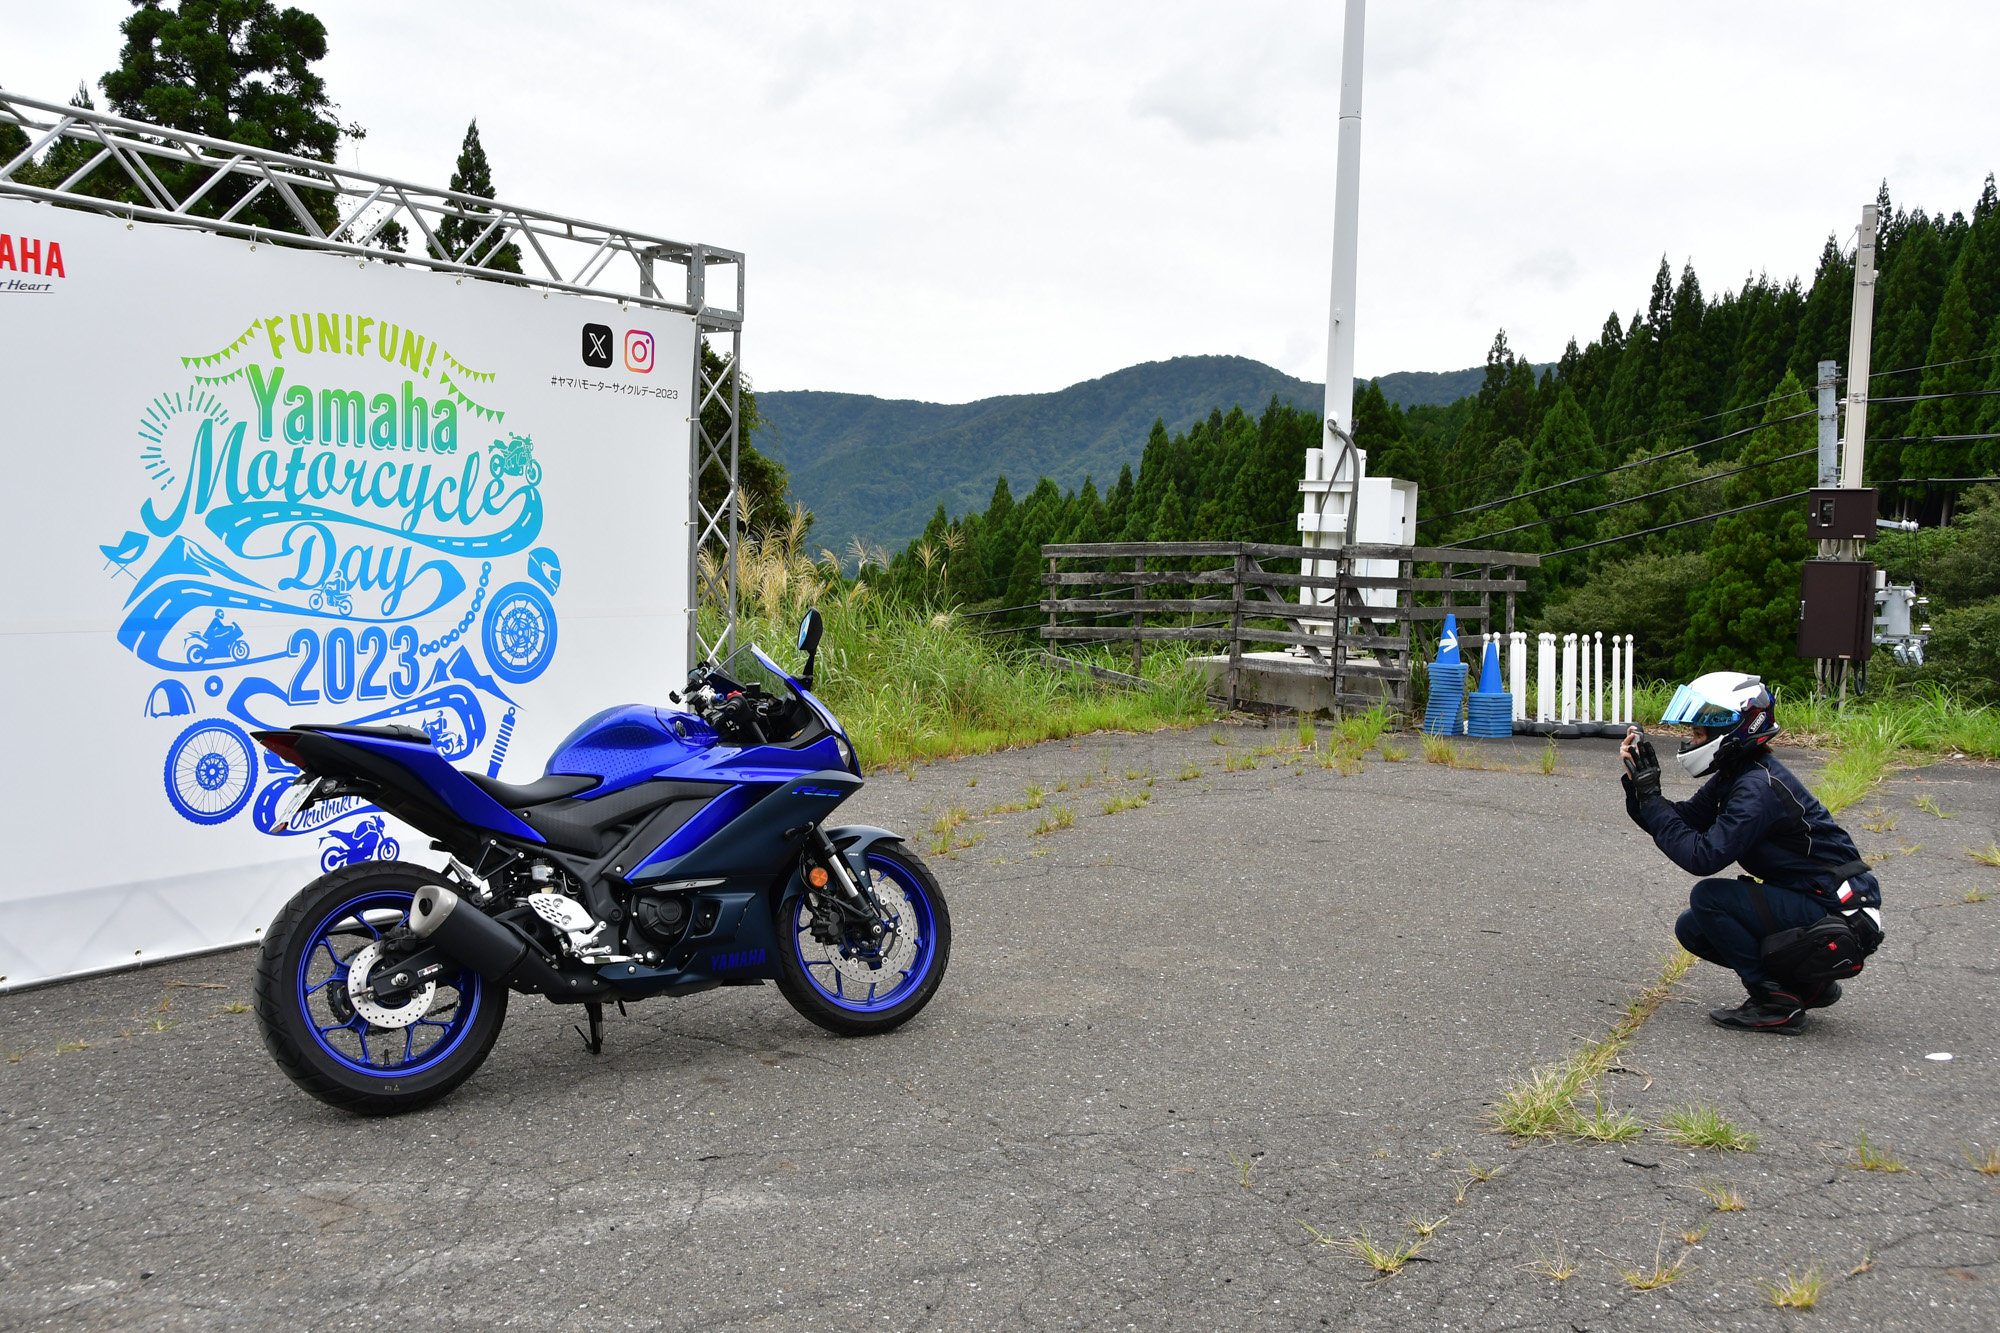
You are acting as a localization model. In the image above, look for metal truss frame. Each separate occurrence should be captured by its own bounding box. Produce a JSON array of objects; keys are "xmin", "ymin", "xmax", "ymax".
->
[{"xmin": 0, "ymin": 88, "xmax": 743, "ymax": 664}]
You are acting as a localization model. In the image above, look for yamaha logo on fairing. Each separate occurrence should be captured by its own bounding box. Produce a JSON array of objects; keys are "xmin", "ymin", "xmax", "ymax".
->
[
  {"xmin": 792, "ymin": 786, "xmax": 844, "ymax": 798},
  {"xmin": 711, "ymin": 949, "xmax": 764, "ymax": 971}
]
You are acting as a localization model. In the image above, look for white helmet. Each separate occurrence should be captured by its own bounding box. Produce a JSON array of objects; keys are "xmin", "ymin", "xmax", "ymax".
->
[{"xmin": 1660, "ymin": 671, "xmax": 1778, "ymax": 777}]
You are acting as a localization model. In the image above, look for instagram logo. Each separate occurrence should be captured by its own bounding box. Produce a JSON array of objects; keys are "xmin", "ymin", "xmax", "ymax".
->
[{"xmin": 624, "ymin": 329, "xmax": 655, "ymax": 373}]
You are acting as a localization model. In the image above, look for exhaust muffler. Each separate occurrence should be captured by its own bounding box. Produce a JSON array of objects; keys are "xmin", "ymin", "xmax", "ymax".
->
[{"xmin": 410, "ymin": 884, "xmax": 612, "ymax": 1001}]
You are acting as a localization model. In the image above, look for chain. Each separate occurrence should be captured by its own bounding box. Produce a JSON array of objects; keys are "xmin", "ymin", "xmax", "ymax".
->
[{"xmin": 421, "ymin": 561, "xmax": 491, "ymax": 656}]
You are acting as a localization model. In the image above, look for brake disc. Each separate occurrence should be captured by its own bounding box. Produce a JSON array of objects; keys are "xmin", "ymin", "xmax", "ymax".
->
[{"xmin": 344, "ymin": 941, "xmax": 436, "ymax": 1030}]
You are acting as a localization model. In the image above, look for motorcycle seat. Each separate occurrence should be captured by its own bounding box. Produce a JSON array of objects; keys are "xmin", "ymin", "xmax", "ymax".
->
[{"xmin": 463, "ymin": 771, "xmax": 601, "ymax": 809}]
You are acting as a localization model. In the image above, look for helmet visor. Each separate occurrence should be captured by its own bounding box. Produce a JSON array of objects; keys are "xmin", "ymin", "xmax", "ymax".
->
[{"xmin": 1660, "ymin": 683, "xmax": 1743, "ymax": 728}]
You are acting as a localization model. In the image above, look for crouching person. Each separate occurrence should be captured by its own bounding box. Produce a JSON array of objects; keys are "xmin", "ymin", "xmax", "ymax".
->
[{"xmin": 1620, "ymin": 672, "xmax": 1884, "ymax": 1033}]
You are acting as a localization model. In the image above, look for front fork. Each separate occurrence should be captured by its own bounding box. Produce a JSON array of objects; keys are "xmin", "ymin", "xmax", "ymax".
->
[{"xmin": 805, "ymin": 826, "xmax": 889, "ymax": 946}]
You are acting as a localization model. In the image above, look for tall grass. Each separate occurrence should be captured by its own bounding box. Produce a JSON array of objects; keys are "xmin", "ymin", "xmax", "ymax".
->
[{"xmin": 696, "ymin": 509, "xmax": 1210, "ymax": 769}]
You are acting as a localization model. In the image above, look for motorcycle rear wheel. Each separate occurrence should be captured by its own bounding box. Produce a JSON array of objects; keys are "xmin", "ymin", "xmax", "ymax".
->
[
  {"xmin": 254, "ymin": 863, "xmax": 507, "ymax": 1115},
  {"xmin": 776, "ymin": 842, "xmax": 950, "ymax": 1037}
]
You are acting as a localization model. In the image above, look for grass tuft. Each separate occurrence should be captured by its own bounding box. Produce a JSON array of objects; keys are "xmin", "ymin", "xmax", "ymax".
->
[
  {"xmin": 1617, "ymin": 1225, "xmax": 1693, "ymax": 1291},
  {"xmin": 1490, "ymin": 948, "xmax": 1694, "ymax": 1141},
  {"xmin": 1526, "ymin": 1240, "xmax": 1579, "ymax": 1281},
  {"xmin": 1968, "ymin": 843, "xmax": 2000, "ymax": 868},
  {"xmin": 1100, "ymin": 791, "xmax": 1151, "ymax": 816},
  {"xmin": 1177, "ymin": 760, "xmax": 1202, "ymax": 781},
  {"xmin": 1691, "ymin": 1177, "xmax": 1746, "ymax": 1211},
  {"xmin": 1677, "ymin": 1223, "xmax": 1708, "ymax": 1245},
  {"xmin": 1850, "ymin": 1125, "xmax": 1907, "ymax": 1172},
  {"xmin": 1763, "ymin": 1264, "xmax": 1828, "ymax": 1310},
  {"xmin": 1322, "ymin": 1226, "xmax": 1427, "ymax": 1277},
  {"xmin": 1660, "ymin": 1104, "xmax": 1758, "ymax": 1152},
  {"xmin": 1964, "ymin": 1141, "xmax": 2000, "ymax": 1175},
  {"xmin": 1378, "ymin": 742, "xmax": 1408, "ymax": 762},
  {"xmin": 1538, "ymin": 737, "xmax": 1559, "ymax": 775}
]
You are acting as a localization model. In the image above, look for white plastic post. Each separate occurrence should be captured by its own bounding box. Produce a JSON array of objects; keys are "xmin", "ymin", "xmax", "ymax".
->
[
  {"xmin": 1561, "ymin": 633, "xmax": 1576, "ymax": 722},
  {"xmin": 1510, "ymin": 630, "xmax": 1527, "ymax": 720},
  {"xmin": 1593, "ymin": 632, "xmax": 1604, "ymax": 724},
  {"xmin": 1536, "ymin": 633, "xmax": 1554, "ymax": 721},
  {"xmin": 1623, "ymin": 634, "xmax": 1635, "ymax": 724},
  {"xmin": 1608, "ymin": 634, "xmax": 1622, "ymax": 726}
]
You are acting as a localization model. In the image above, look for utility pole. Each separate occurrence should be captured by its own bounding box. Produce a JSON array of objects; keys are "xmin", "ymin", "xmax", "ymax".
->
[
  {"xmin": 1811, "ymin": 205, "xmax": 1879, "ymax": 700},
  {"xmin": 1839, "ymin": 204, "xmax": 1878, "ymax": 497},
  {"xmin": 1299, "ymin": 0, "xmax": 1366, "ymax": 634},
  {"xmin": 1815, "ymin": 359, "xmax": 1839, "ymax": 491},
  {"xmin": 1322, "ymin": 0, "xmax": 1365, "ymax": 468}
]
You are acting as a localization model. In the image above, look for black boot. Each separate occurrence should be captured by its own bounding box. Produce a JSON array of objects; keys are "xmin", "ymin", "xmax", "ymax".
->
[
  {"xmin": 1801, "ymin": 979, "xmax": 1842, "ymax": 1010},
  {"xmin": 1709, "ymin": 984, "xmax": 1805, "ymax": 1033}
]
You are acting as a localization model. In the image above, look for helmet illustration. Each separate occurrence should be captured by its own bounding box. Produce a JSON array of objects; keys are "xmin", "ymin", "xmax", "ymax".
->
[{"xmin": 1660, "ymin": 671, "xmax": 1779, "ymax": 777}]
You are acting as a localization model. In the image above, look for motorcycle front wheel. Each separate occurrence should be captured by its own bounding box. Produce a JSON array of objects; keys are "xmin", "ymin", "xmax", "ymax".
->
[
  {"xmin": 776, "ymin": 842, "xmax": 950, "ymax": 1037},
  {"xmin": 254, "ymin": 863, "xmax": 507, "ymax": 1115}
]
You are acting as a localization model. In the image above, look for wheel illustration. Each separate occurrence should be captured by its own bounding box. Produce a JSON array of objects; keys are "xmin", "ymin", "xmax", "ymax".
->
[
  {"xmin": 776, "ymin": 842, "xmax": 950, "ymax": 1037},
  {"xmin": 310, "ymin": 590, "xmax": 326, "ymax": 611},
  {"xmin": 525, "ymin": 459, "xmax": 542, "ymax": 485},
  {"xmin": 253, "ymin": 863, "xmax": 507, "ymax": 1115},
  {"xmin": 377, "ymin": 837, "xmax": 400, "ymax": 862},
  {"xmin": 186, "ymin": 641, "xmax": 207, "ymax": 664},
  {"xmin": 480, "ymin": 581, "xmax": 558, "ymax": 684},
  {"xmin": 163, "ymin": 718, "xmax": 258, "ymax": 825},
  {"xmin": 231, "ymin": 639, "xmax": 249, "ymax": 660},
  {"xmin": 320, "ymin": 846, "xmax": 345, "ymax": 875}
]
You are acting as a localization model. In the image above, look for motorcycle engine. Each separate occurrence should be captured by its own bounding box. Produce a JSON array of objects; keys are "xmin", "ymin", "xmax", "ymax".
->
[{"xmin": 631, "ymin": 894, "xmax": 689, "ymax": 946}]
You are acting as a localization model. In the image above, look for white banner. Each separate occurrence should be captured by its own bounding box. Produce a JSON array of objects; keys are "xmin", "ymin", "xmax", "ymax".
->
[{"xmin": 0, "ymin": 198, "xmax": 696, "ymax": 988}]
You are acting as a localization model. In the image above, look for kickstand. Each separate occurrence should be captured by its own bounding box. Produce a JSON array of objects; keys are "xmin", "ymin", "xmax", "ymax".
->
[{"xmin": 575, "ymin": 1000, "xmax": 604, "ymax": 1056}]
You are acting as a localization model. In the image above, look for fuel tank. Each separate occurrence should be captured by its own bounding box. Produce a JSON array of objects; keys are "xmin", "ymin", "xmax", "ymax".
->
[{"xmin": 544, "ymin": 705, "xmax": 718, "ymax": 795}]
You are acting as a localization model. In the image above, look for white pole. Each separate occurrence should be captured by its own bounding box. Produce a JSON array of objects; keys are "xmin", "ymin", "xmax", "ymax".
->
[
  {"xmin": 1536, "ymin": 634, "xmax": 1549, "ymax": 721},
  {"xmin": 1840, "ymin": 204, "xmax": 1878, "ymax": 492},
  {"xmin": 1593, "ymin": 632, "xmax": 1604, "ymax": 723},
  {"xmin": 1607, "ymin": 633, "xmax": 1620, "ymax": 726},
  {"xmin": 1623, "ymin": 634, "xmax": 1635, "ymax": 724},
  {"xmin": 1510, "ymin": 630, "xmax": 1527, "ymax": 720},
  {"xmin": 1561, "ymin": 634, "xmax": 1576, "ymax": 723},
  {"xmin": 1323, "ymin": 0, "xmax": 1366, "ymax": 449}
]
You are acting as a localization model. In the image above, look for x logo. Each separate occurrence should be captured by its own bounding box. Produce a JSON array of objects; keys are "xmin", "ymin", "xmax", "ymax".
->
[{"xmin": 581, "ymin": 323, "xmax": 613, "ymax": 367}]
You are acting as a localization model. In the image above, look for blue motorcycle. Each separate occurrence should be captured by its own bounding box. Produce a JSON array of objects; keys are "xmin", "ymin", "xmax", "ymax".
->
[{"xmin": 249, "ymin": 610, "xmax": 950, "ymax": 1115}]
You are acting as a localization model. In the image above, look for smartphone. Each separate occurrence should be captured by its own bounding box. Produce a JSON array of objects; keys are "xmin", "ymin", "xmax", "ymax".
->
[{"xmin": 1623, "ymin": 724, "xmax": 1646, "ymax": 779}]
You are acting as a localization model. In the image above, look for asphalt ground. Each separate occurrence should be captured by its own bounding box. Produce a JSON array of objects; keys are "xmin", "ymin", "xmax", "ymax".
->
[{"xmin": 3, "ymin": 722, "xmax": 1997, "ymax": 1331}]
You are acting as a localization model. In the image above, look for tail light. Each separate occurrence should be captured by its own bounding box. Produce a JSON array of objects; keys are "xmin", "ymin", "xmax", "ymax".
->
[{"xmin": 252, "ymin": 730, "xmax": 306, "ymax": 769}]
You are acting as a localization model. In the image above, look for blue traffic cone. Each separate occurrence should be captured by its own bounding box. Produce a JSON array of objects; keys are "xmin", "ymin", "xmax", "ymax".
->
[
  {"xmin": 1437, "ymin": 614, "xmax": 1461, "ymax": 666},
  {"xmin": 1477, "ymin": 638, "xmax": 1502, "ymax": 693}
]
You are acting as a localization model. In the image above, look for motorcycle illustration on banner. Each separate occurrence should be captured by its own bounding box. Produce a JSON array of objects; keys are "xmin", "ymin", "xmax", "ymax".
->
[{"xmin": 106, "ymin": 312, "xmax": 564, "ymax": 855}]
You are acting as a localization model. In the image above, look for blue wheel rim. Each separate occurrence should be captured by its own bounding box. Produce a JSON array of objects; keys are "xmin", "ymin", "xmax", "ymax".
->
[
  {"xmin": 791, "ymin": 853, "xmax": 938, "ymax": 1013},
  {"xmin": 295, "ymin": 887, "xmax": 485, "ymax": 1077}
]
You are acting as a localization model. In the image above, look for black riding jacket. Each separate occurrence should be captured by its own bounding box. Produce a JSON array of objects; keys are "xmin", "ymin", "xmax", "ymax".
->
[{"xmin": 1625, "ymin": 749, "xmax": 1880, "ymax": 909}]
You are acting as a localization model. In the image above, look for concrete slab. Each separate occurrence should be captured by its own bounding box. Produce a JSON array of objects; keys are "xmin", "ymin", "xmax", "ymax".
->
[{"xmin": 3, "ymin": 725, "xmax": 1995, "ymax": 1329}]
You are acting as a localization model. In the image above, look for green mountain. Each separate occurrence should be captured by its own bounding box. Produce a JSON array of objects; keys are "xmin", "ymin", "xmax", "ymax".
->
[{"xmin": 759, "ymin": 356, "xmax": 1324, "ymax": 555}]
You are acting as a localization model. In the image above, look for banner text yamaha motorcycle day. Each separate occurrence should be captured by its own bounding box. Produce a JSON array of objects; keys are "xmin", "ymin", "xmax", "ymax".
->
[{"xmin": 0, "ymin": 198, "xmax": 693, "ymax": 988}]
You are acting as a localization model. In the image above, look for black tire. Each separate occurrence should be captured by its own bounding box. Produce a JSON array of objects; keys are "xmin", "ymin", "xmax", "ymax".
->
[
  {"xmin": 254, "ymin": 862, "xmax": 508, "ymax": 1116},
  {"xmin": 776, "ymin": 842, "xmax": 950, "ymax": 1037}
]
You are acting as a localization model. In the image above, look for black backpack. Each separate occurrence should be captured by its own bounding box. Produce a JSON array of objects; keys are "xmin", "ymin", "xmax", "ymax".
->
[{"xmin": 1746, "ymin": 871, "xmax": 1881, "ymax": 984}]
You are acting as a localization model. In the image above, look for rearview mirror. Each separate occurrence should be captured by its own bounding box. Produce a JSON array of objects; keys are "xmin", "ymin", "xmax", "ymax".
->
[{"xmin": 797, "ymin": 608, "xmax": 824, "ymax": 689}]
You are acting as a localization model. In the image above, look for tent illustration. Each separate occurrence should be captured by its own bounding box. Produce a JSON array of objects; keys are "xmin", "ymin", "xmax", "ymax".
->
[{"xmin": 146, "ymin": 679, "xmax": 195, "ymax": 718}]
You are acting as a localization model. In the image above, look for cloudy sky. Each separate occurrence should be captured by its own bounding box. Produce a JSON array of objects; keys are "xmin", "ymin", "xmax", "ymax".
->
[{"xmin": 11, "ymin": 1, "xmax": 1998, "ymax": 402}]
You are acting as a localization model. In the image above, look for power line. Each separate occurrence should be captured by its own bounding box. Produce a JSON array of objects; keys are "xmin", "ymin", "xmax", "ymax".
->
[
  {"xmin": 1418, "ymin": 410, "xmax": 1815, "ymax": 527},
  {"xmin": 1439, "ymin": 447, "xmax": 1817, "ymax": 547},
  {"xmin": 1865, "ymin": 387, "xmax": 2000, "ymax": 405},
  {"xmin": 1542, "ymin": 491, "xmax": 1809, "ymax": 559}
]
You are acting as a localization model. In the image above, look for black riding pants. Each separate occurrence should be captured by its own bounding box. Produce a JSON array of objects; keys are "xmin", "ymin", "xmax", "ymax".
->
[{"xmin": 1674, "ymin": 877, "xmax": 1830, "ymax": 990}]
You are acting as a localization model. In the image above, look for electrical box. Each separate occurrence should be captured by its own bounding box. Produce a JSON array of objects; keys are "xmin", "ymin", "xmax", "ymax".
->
[
  {"xmin": 1806, "ymin": 488, "xmax": 1878, "ymax": 541},
  {"xmin": 1797, "ymin": 560, "xmax": 1876, "ymax": 659}
]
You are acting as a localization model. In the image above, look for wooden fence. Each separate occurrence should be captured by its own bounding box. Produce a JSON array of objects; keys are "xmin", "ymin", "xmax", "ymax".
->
[{"xmin": 1038, "ymin": 540, "xmax": 1542, "ymax": 714}]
